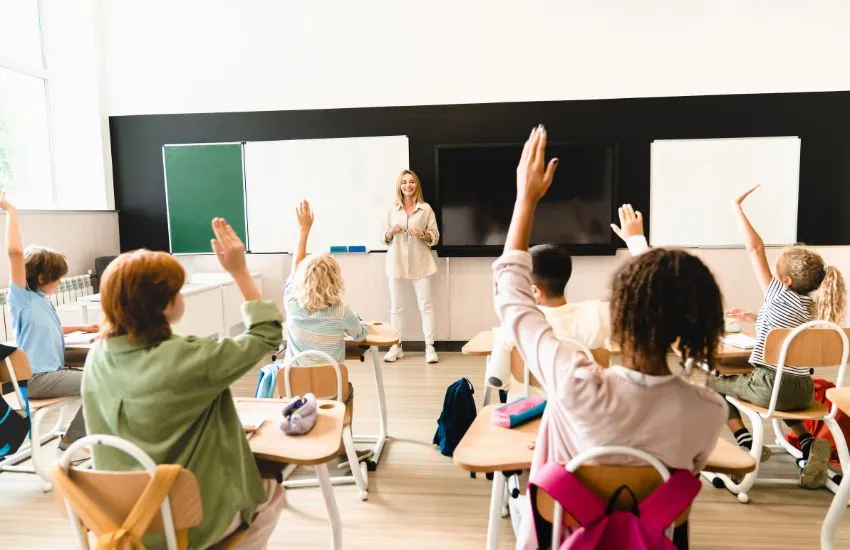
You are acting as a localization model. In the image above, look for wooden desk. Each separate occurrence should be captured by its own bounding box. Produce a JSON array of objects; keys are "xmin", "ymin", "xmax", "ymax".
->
[
  {"xmin": 235, "ymin": 398, "xmax": 345, "ymax": 550},
  {"xmin": 822, "ymin": 388, "xmax": 850, "ymax": 550},
  {"xmin": 462, "ymin": 330, "xmax": 494, "ymax": 357},
  {"xmin": 454, "ymin": 405, "xmax": 756, "ymax": 550},
  {"xmin": 280, "ymin": 322, "xmax": 399, "ymax": 470}
]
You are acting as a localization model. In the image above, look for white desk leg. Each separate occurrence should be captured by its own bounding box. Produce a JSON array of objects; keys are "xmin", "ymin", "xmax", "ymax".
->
[
  {"xmin": 316, "ymin": 463, "xmax": 342, "ymax": 550},
  {"xmin": 353, "ymin": 346, "xmax": 389, "ymax": 470},
  {"xmin": 822, "ymin": 473, "xmax": 850, "ymax": 550},
  {"xmin": 80, "ymin": 304, "xmax": 89, "ymax": 324},
  {"xmin": 486, "ymin": 472, "xmax": 506, "ymax": 550}
]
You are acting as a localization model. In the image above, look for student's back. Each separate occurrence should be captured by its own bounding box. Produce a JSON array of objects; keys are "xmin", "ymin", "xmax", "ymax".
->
[
  {"xmin": 495, "ymin": 127, "xmax": 727, "ymax": 549},
  {"xmin": 284, "ymin": 201, "xmax": 367, "ymax": 367},
  {"xmin": 84, "ymin": 221, "xmax": 284, "ymax": 550}
]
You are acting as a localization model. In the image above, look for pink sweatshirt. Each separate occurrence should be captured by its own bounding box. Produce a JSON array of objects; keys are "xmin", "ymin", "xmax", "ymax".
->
[{"xmin": 493, "ymin": 251, "xmax": 727, "ymax": 549}]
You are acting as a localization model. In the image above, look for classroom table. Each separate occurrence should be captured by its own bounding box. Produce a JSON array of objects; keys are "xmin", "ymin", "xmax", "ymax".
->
[
  {"xmin": 235, "ymin": 397, "xmax": 346, "ymax": 550},
  {"xmin": 454, "ymin": 404, "xmax": 757, "ymax": 550},
  {"xmin": 464, "ymin": 329, "xmax": 756, "ymax": 373},
  {"xmin": 822, "ymin": 388, "xmax": 850, "ymax": 550},
  {"xmin": 281, "ymin": 321, "xmax": 399, "ymax": 470}
]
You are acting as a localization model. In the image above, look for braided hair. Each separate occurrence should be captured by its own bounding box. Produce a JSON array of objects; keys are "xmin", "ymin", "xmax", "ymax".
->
[{"xmin": 610, "ymin": 249, "xmax": 724, "ymax": 375}]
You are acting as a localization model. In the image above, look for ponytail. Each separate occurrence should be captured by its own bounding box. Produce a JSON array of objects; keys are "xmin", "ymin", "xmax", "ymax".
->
[{"xmin": 816, "ymin": 266, "xmax": 846, "ymax": 325}]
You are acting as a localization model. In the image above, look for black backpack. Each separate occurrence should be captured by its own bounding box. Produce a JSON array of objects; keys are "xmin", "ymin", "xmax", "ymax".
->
[{"xmin": 433, "ymin": 377, "xmax": 477, "ymax": 457}]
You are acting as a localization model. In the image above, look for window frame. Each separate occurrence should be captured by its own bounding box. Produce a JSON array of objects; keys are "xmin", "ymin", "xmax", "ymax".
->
[{"xmin": 0, "ymin": 0, "xmax": 57, "ymax": 208}]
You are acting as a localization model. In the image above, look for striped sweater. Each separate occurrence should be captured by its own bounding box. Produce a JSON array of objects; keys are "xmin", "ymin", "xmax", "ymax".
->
[
  {"xmin": 283, "ymin": 280, "xmax": 367, "ymax": 366},
  {"xmin": 750, "ymin": 278, "xmax": 815, "ymax": 376}
]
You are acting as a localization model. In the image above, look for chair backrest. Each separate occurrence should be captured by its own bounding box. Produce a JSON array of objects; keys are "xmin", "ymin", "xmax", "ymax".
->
[
  {"xmin": 761, "ymin": 322, "xmax": 850, "ymax": 418},
  {"xmin": 54, "ymin": 435, "xmax": 203, "ymax": 550},
  {"xmin": 763, "ymin": 326, "xmax": 850, "ymax": 368},
  {"xmin": 277, "ymin": 350, "xmax": 349, "ymax": 401},
  {"xmin": 0, "ymin": 349, "xmax": 33, "ymax": 385},
  {"xmin": 535, "ymin": 446, "xmax": 682, "ymax": 544}
]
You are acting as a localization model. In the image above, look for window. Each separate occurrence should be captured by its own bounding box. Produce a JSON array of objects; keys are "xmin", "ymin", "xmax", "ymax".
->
[{"xmin": 0, "ymin": 0, "xmax": 53, "ymax": 209}]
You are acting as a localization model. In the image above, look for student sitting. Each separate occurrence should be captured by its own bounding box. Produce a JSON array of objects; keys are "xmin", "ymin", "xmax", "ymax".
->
[
  {"xmin": 487, "ymin": 204, "xmax": 649, "ymax": 403},
  {"xmin": 82, "ymin": 218, "xmax": 284, "ymax": 549},
  {"xmin": 0, "ymin": 193, "xmax": 97, "ymax": 450},
  {"xmin": 494, "ymin": 127, "xmax": 727, "ymax": 549},
  {"xmin": 282, "ymin": 200, "xmax": 371, "ymax": 462},
  {"xmin": 718, "ymin": 185, "xmax": 846, "ymax": 489}
]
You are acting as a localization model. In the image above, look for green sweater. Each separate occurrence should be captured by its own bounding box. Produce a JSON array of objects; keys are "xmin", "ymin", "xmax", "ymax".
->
[{"xmin": 82, "ymin": 300, "xmax": 282, "ymax": 549}]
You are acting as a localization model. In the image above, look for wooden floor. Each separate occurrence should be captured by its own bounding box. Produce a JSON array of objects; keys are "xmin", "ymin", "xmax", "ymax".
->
[{"xmin": 2, "ymin": 352, "xmax": 849, "ymax": 548}]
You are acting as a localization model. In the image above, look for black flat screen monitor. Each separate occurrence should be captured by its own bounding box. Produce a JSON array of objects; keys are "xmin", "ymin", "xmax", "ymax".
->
[{"xmin": 436, "ymin": 142, "xmax": 616, "ymax": 256}]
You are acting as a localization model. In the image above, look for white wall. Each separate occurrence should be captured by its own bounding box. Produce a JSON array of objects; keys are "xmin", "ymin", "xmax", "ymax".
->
[
  {"xmin": 0, "ymin": 211, "xmax": 120, "ymax": 280},
  {"xmin": 100, "ymin": 1, "xmax": 850, "ymax": 340},
  {"xmin": 175, "ymin": 246, "xmax": 850, "ymax": 343},
  {"xmin": 101, "ymin": 0, "xmax": 850, "ymax": 115}
]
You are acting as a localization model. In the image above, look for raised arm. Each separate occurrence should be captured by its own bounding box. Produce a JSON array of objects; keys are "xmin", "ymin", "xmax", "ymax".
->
[
  {"xmin": 732, "ymin": 185, "xmax": 771, "ymax": 293},
  {"xmin": 0, "ymin": 193, "xmax": 26, "ymax": 288},
  {"xmin": 291, "ymin": 200, "xmax": 313, "ymax": 278},
  {"xmin": 495, "ymin": 126, "xmax": 583, "ymax": 392},
  {"xmin": 610, "ymin": 203, "xmax": 650, "ymax": 255},
  {"xmin": 211, "ymin": 217, "xmax": 262, "ymax": 302}
]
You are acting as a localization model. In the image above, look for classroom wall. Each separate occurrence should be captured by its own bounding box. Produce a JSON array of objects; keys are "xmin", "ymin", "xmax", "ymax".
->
[
  {"xmin": 101, "ymin": 1, "xmax": 850, "ymax": 341},
  {"xmin": 99, "ymin": 0, "xmax": 850, "ymax": 115},
  {"xmin": 0, "ymin": 212, "xmax": 120, "ymax": 281},
  {"xmin": 176, "ymin": 246, "xmax": 850, "ymax": 344}
]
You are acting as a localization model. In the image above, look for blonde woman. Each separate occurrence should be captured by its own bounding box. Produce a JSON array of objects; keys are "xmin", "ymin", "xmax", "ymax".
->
[
  {"xmin": 284, "ymin": 200, "xmax": 368, "ymax": 366},
  {"xmin": 382, "ymin": 170, "xmax": 440, "ymax": 363}
]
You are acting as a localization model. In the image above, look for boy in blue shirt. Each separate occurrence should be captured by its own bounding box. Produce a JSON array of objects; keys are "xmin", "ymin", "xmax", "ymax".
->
[{"xmin": 1, "ymin": 193, "xmax": 97, "ymax": 450}]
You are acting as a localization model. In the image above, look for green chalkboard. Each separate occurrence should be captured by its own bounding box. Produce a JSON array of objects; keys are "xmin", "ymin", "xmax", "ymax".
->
[{"xmin": 163, "ymin": 143, "xmax": 247, "ymax": 254}]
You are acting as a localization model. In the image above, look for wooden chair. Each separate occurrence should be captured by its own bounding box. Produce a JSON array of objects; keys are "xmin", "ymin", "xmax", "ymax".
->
[
  {"xmin": 275, "ymin": 349, "xmax": 368, "ymax": 501},
  {"xmin": 707, "ymin": 322, "xmax": 850, "ymax": 504},
  {"xmin": 0, "ymin": 348, "xmax": 80, "ymax": 491},
  {"xmin": 534, "ymin": 446, "xmax": 686, "ymax": 547},
  {"xmin": 54, "ymin": 434, "xmax": 246, "ymax": 550}
]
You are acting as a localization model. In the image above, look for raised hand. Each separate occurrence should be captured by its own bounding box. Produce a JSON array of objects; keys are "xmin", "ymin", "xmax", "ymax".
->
[
  {"xmin": 733, "ymin": 185, "xmax": 760, "ymax": 207},
  {"xmin": 516, "ymin": 125, "xmax": 559, "ymax": 204},
  {"xmin": 296, "ymin": 200, "xmax": 314, "ymax": 231},
  {"xmin": 0, "ymin": 191, "xmax": 15, "ymax": 212},
  {"xmin": 210, "ymin": 217, "xmax": 247, "ymax": 274},
  {"xmin": 610, "ymin": 204, "xmax": 644, "ymax": 241}
]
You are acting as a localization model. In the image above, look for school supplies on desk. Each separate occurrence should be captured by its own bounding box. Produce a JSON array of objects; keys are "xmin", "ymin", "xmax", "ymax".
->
[
  {"xmin": 491, "ymin": 396, "xmax": 546, "ymax": 428},
  {"xmin": 279, "ymin": 393, "xmax": 318, "ymax": 435},
  {"xmin": 64, "ymin": 332, "xmax": 97, "ymax": 346},
  {"xmin": 239, "ymin": 413, "xmax": 266, "ymax": 433},
  {"xmin": 720, "ymin": 333, "xmax": 756, "ymax": 350}
]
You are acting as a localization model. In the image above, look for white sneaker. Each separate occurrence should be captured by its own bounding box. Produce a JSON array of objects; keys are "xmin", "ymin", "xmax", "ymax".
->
[
  {"xmin": 384, "ymin": 345, "xmax": 404, "ymax": 362},
  {"xmin": 425, "ymin": 345, "xmax": 439, "ymax": 364}
]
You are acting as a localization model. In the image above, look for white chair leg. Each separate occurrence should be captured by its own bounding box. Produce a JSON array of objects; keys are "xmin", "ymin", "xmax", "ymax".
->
[
  {"xmin": 341, "ymin": 426, "xmax": 368, "ymax": 500},
  {"xmin": 29, "ymin": 407, "xmax": 53, "ymax": 492},
  {"xmin": 822, "ymin": 467, "xmax": 850, "ymax": 550},
  {"xmin": 772, "ymin": 418, "xmax": 803, "ymax": 458},
  {"xmin": 733, "ymin": 408, "xmax": 766, "ymax": 503},
  {"xmin": 501, "ymin": 483, "xmax": 509, "ymax": 518},
  {"xmin": 315, "ymin": 463, "xmax": 342, "ymax": 550},
  {"xmin": 485, "ymin": 473, "xmax": 506, "ymax": 550}
]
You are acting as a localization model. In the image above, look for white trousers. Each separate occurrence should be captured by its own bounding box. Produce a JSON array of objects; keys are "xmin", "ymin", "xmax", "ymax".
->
[{"xmin": 389, "ymin": 276, "xmax": 435, "ymax": 346}]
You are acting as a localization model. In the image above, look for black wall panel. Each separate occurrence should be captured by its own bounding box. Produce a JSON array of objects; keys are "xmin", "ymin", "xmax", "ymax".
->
[{"xmin": 110, "ymin": 91, "xmax": 850, "ymax": 252}]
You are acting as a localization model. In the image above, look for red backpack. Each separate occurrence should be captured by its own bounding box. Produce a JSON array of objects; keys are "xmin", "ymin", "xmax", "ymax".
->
[{"xmin": 786, "ymin": 378, "xmax": 850, "ymax": 467}]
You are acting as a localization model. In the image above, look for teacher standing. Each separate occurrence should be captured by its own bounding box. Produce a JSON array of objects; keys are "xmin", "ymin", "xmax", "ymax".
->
[{"xmin": 382, "ymin": 169, "xmax": 440, "ymax": 364}]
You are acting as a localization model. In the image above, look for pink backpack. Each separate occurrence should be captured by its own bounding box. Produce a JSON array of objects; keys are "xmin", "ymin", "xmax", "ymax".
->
[{"xmin": 529, "ymin": 461, "xmax": 701, "ymax": 549}]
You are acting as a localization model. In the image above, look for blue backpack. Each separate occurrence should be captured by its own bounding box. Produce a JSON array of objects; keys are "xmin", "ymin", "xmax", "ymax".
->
[{"xmin": 433, "ymin": 377, "xmax": 477, "ymax": 457}]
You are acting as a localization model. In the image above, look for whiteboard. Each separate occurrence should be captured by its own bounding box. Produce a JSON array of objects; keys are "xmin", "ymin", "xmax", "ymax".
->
[
  {"xmin": 244, "ymin": 136, "xmax": 409, "ymax": 253},
  {"xmin": 650, "ymin": 137, "xmax": 800, "ymax": 247}
]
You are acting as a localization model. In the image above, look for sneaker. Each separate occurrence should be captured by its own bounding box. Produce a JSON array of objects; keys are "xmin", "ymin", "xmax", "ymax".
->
[
  {"xmin": 384, "ymin": 345, "xmax": 404, "ymax": 362},
  {"xmin": 425, "ymin": 345, "xmax": 439, "ymax": 364},
  {"xmin": 801, "ymin": 438, "xmax": 831, "ymax": 489},
  {"xmin": 338, "ymin": 449, "xmax": 374, "ymax": 470}
]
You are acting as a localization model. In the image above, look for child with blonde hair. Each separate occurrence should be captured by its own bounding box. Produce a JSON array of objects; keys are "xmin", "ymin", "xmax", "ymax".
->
[
  {"xmin": 283, "ymin": 200, "xmax": 368, "ymax": 366},
  {"xmin": 719, "ymin": 185, "xmax": 846, "ymax": 489}
]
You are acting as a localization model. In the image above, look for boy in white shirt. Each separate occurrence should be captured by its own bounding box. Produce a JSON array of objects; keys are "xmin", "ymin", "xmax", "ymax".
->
[{"xmin": 486, "ymin": 204, "xmax": 649, "ymax": 402}]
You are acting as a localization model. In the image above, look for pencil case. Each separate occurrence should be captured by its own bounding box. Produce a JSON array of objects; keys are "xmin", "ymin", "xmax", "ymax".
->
[
  {"xmin": 279, "ymin": 393, "xmax": 317, "ymax": 435},
  {"xmin": 491, "ymin": 396, "xmax": 546, "ymax": 428}
]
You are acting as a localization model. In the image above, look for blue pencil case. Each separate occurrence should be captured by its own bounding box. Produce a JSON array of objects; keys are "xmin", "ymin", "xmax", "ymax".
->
[{"xmin": 491, "ymin": 396, "xmax": 546, "ymax": 428}]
